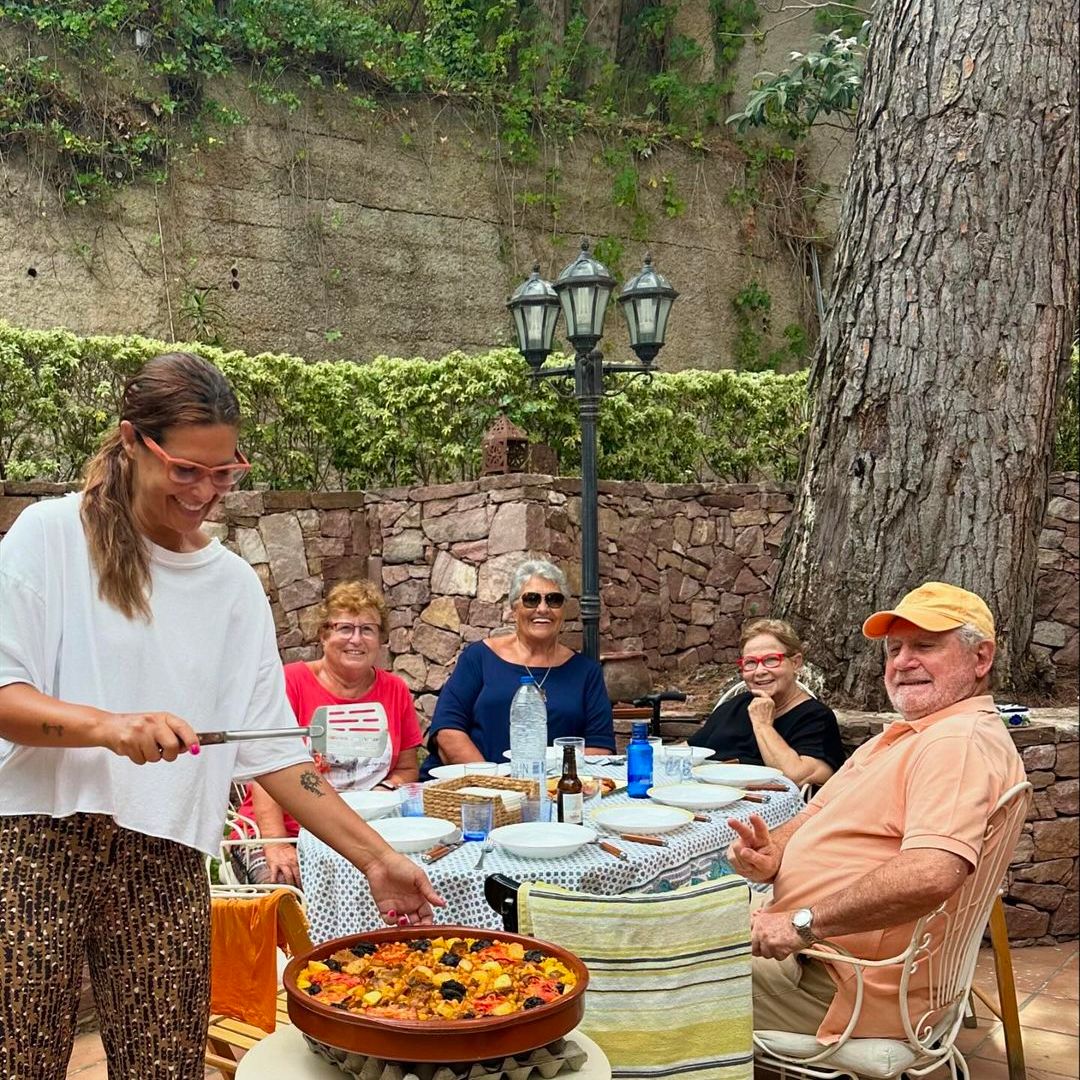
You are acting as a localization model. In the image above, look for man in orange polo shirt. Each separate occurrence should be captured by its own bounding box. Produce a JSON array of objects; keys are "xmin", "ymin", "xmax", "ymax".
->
[{"xmin": 728, "ymin": 582, "xmax": 1026, "ymax": 1043}]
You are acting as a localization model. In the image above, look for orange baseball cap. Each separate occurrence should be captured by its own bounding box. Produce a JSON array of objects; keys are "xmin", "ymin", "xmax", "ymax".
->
[{"xmin": 862, "ymin": 581, "xmax": 995, "ymax": 640}]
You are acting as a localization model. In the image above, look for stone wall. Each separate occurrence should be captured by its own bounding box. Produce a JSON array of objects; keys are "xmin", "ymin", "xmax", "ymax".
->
[
  {"xmin": 1034, "ymin": 472, "xmax": 1080, "ymax": 672},
  {"xmin": 2, "ymin": 474, "xmax": 1077, "ymax": 697},
  {"xmin": 833, "ymin": 711, "xmax": 1079, "ymax": 946}
]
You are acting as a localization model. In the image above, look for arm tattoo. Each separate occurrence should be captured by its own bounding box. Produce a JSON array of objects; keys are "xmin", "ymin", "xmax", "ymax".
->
[
  {"xmin": 299, "ymin": 769, "xmax": 326, "ymax": 797},
  {"xmin": 41, "ymin": 722, "xmax": 64, "ymax": 738}
]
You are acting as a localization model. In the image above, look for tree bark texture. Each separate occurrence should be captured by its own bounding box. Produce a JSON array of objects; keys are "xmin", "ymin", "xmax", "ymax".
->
[{"xmin": 774, "ymin": 0, "xmax": 1079, "ymax": 706}]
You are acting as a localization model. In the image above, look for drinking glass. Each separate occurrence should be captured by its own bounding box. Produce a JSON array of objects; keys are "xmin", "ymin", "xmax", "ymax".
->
[
  {"xmin": 461, "ymin": 800, "xmax": 494, "ymax": 841},
  {"xmin": 520, "ymin": 798, "xmax": 543, "ymax": 823},
  {"xmin": 553, "ymin": 736, "xmax": 585, "ymax": 773},
  {"xmin": 661, "ymin": 745, "xmax": 693, "ymax": 784},
  {"xmin": 400, "ymin": 782, "xmax": 425, "ymax": 817}
]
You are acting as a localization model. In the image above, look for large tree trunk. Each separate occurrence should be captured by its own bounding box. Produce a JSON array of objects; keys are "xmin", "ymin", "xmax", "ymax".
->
[{"xmin": 773, "ymin": 0, "xmax": 1079, "ymax": 707}]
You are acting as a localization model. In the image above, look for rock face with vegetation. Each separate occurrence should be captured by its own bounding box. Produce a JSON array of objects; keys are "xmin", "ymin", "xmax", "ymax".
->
[{"xmin": 0, "ymin": 0, "xmax": 833, "ymax": 368}]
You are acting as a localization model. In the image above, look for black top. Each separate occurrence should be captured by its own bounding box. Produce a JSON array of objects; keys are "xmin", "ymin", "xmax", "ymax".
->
[{"xmin": 687, "ymin": 692, "xmax": 846, "ymax": 772}]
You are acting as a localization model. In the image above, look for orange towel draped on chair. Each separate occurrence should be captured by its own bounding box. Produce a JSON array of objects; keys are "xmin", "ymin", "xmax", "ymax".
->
[{"xmin": 210, "ymin": 889, "xmax": 295, "ymax": 1033}]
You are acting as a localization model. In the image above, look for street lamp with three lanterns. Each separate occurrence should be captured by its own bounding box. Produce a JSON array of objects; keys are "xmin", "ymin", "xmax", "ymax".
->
[{"xmin": 506, "ymin": 239, "xmax": 678, "ymax": 661}]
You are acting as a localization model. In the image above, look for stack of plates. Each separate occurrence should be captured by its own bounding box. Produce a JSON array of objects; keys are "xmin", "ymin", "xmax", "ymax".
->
[
  {"xmin": 591, "ymin": 803, "xmax": 693, "ymax": 835},
  {"xmin": 692, "ymin": 763, "xmax": 784, "ymax": 787},
  {"xmin": 366, "ymin": 817, "xmax": 457, "ymax": 853},
  {"xmin": 647, "ymin": 783, "xmax": 744, "ymax": 810}
]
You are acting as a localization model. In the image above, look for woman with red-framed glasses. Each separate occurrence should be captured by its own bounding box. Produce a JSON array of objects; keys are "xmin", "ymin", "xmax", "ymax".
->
[
  {"xmin": 0, "ymin": 351, "xmax": 443, "ymax": 1079},
  {"xmin": 687, "ymin": 618, "xmax": 845, "ymax": 787}
]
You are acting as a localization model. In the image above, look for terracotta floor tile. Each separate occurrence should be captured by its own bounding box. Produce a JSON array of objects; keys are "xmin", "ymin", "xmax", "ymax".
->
[
  {"xmin": 1044, "ymin": 968, "xmax": 1080, "ymax": 1001},
  {"xmin": 960, "ymin": 1059, "xmax": 1019, "ymax": 1079},
  {"xmin": 65, "ymin": 1031, "xmax": 106, "ymax": 1073},
  {"xmin": 955, "ymin": 1017, "xmax": 1001, "ymax": 1055},
  {"xmin": 976, "ymin": 1027, "xmax": 1079, "ymax": 1077},
  {"xmin": 1020, "ymin": 992, "xmax": 1080, "ymax": 1035}
]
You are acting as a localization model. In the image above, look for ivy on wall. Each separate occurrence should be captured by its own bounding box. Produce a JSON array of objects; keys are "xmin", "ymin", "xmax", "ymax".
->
[
  {"xmin": 0, "ymin": 319, "xmax": 811, "ymax": 488},
  {"xmin": 0, "ymin": 0, "xmax": 765, "ymax": 205}
]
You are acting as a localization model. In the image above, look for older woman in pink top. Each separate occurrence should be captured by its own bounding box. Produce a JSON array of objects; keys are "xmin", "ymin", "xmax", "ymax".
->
[{"xmin": 235, "ymin": 580, "xmax": 421, "ymax": 886}]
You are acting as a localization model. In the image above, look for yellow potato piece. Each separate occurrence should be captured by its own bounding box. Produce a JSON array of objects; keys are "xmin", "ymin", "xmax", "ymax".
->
[
  {"xmin": 308, "ymin": 961, "xmax": 330, "ymax": 973},
  {"xmin": 362, "ymin": 990, "xmax": 382, "ymax": 1006},
  {"xmin": 492, "ymin": 974, "xmax": 512, "ymax": 991},
  {"xmin": 491, "ymin": 1001, "xmax": 515, "ymax": 1015}
]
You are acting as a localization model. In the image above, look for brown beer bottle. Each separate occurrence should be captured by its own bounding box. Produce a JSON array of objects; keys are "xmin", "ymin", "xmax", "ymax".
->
[{"xmin": 556, "ymin": 745, "xmax": 584, "ymax": 825}]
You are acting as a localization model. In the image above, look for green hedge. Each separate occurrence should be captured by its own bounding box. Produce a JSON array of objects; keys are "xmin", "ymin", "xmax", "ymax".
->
[{"xmin": 1, "ymin": 321, "xmax": 1075, "ymax": 489}]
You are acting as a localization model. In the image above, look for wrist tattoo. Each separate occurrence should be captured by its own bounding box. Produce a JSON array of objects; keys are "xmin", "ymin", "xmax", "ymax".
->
[
  {"xmin": 42, "ymin": 722, "xmax": 64, "ymax": 738},
  {"xmin": 299, "ymin": 769, "xmax": 325, "ymax": 797}
]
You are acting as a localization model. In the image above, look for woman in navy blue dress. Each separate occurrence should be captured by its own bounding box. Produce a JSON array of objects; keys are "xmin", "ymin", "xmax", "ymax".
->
[{"xmin": 422, "ymin": 559, "xmax": 615, "ymax": 775}]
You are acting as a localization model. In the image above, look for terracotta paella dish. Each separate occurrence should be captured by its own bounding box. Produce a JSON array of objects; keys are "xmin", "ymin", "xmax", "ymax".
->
[{"xmin": 283, "ymin": 925, "xmax": 589, "ymax": 1061}]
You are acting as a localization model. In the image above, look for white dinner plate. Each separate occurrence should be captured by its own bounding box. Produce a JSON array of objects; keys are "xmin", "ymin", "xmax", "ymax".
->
[
  {"xmin": 591, "ymin": 803, "xmax": 694, "ymax": 835},
  {"xmin": 340, "ymin": 789, "xmax": 403, "ymax": 820},
  {"xmin": 427, "ymin": 762, "xmax": 512, "ymax": 780},
  {"xmin": 692, "ymin": 763, "xmax": 784, "ymax": 787},
  {"xmin": 367, "ymin": 817, "xmax": 456, "ymax": 853},
  {"xmin": 488, "ymin": 822, "xmax": 596, "ymax": 859},
  {"xmin": 647, "ymin": 783, "xmax": 745, "ymax": 810}
]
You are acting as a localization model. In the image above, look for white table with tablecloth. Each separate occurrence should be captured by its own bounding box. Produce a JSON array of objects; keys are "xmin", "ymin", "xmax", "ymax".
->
[{"xmin": 297, "ymin": 766, "xmax": 804, "ymax": 942}]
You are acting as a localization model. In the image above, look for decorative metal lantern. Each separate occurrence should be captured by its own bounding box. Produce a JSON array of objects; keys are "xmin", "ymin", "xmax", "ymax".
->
[
  {"xmin": 554, "ymin": 239, "xmax": 616, "ymax": 352},
  {"xmin": 507, "ymin": 265, "xmax": 560, "ymax": 375},
  {"xmin": 618, "ymin": 254, "xmax": 678, "ymax": 367},
  {"xmin": 481, "ymin": 415, "xmax": 531, "ymax": 475}
]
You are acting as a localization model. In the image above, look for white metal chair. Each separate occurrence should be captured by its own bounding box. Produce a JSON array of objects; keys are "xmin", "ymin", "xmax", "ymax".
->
[
  {"xmin": 210, "ymin": 806, "xmax": 300, "ymax": 888},
  {"xmin": 752, "ymin": 781, "xmax": 1032, "ymax": 1080}
]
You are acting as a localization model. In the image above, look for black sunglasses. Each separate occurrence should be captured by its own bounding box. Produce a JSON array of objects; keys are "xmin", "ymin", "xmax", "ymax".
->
[{"xmin": 519, "ymin": 591, "xmax": 566, "ymax": 610}]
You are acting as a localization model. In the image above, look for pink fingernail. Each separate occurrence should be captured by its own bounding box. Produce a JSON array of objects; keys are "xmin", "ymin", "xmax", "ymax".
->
[
  {"xmin": 190, "ymin": 743, "xmax": 200, "ymax": 756},
  {"xmin": 397, "ymin": 915, "xmax": 410, "ymax": 927},
  {"xmin": 387, "ymin": 909, "xmax": 397, "ymax": 919}
]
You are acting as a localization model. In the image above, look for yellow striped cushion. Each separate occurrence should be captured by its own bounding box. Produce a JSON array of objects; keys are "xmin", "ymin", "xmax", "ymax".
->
[{"xmin": 518, "ymin": 876, "xmax": 752, "ymax": 1080}]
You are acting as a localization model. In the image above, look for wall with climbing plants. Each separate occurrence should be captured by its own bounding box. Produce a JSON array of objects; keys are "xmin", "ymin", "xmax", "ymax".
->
[{"xmin": 0, "ymin": 0, "xmax": 830, "ymax": 369}]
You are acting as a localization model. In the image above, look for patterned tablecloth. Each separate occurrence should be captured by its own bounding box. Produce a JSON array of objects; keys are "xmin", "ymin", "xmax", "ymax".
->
[{"xmin": 298, "ymin": 769, "xmax": 805, "ymax": 943}]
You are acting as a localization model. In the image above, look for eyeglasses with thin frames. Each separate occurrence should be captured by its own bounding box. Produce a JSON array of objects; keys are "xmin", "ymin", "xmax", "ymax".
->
[
  {"xmin": 137, "ymin": 430, "xmax": 251, "ymax": 491},
  {"xmin": 519, "ymin": 591, "xmax": 566, "ymax": 610},
  {"xmin": 327, "ymin": 622, "xmax": 382, "ymax": 641},
  {"xmin": 737, "ymin": 652, "xmax": 788, "ymax": 672}
]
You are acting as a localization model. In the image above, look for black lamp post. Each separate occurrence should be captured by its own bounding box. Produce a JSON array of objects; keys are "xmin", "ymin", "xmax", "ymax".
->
[{"xmin": 507, "ymin": 240, "xmax": 678, "ymax": 661}]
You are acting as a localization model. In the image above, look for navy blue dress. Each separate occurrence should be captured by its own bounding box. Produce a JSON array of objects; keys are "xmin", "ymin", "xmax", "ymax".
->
[{"xmin": 421, "ymin": 641, "xmax": 616, "ymax": 778}]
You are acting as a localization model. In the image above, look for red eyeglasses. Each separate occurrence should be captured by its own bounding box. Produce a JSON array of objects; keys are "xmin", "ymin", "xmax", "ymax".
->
[
  {"xmin": 736, "ymin": 652, "xmax": 788, "ymax": 672},
  {"xmin": 137, "ymin": 431, "xmax": 251, "ymax": 491}
]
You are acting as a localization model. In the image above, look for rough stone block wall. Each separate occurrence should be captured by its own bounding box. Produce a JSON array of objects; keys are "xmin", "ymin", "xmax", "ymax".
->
[{"xmin": 1034, "ymin": 472, "xmax": 1079, "ymax": 673}]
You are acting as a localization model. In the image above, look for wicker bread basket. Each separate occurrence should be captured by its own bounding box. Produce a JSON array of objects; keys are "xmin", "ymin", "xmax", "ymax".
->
[{"xmin": 422, "ymin": 774, "xmax": 540, "ymax": 828}]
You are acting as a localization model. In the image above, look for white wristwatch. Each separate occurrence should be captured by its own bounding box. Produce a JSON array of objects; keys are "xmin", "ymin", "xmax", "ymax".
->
[{"xmin": 791, "ymin": 907, "xmax": 816, "ymax": 945}]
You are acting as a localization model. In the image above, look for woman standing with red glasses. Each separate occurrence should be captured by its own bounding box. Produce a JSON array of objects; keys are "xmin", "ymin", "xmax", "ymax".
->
[
  {"xmin": 0, "ymin": 352, "xmax": 441, "ymax": 1080},
  {"xmin": 421, "ymin": 558, "xmax": 615, "ymax": 777},
  {"xmin": 688, "ymin": 618, "xmax": 845, "ymax": 787}
]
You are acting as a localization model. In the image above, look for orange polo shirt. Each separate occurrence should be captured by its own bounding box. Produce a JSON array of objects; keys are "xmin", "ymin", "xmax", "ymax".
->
[{"xmin": 770, "ymin": 694, "xmax": 1025, "ymax": 1043}]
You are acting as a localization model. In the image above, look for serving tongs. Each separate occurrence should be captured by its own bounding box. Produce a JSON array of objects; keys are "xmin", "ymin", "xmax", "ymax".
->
[{"xmin": 195, "ymin": 724, "xmax": 325, "ymax": 746}]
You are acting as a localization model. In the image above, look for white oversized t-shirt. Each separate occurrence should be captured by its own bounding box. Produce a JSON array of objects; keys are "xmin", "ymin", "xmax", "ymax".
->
[{"xmin": 0, "ymin": 493, "xmax": 311, "ymax": 857}]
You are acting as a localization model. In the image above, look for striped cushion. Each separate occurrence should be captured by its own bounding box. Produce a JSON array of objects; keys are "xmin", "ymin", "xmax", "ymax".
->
[{"xmin": 517, "ymin": 876, "xmax": 752, "ymax": 1080}]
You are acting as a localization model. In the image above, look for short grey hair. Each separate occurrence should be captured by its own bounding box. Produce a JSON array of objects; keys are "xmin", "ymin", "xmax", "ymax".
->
[
  {"xmin": 955, "ymin": 622, "xmax": 992, "ymax": 649},
  {"xmin": 507, "ymin": 558, "xmax": 569, "ymax": 605},
  {"xmin": 882, "ymin": 621, "xmax": 992, "ymax": 652}
]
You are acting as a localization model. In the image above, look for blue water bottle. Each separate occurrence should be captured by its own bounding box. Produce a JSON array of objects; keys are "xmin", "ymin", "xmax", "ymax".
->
[{"xmin": 627, "ymin": 721, "xmax": 653, "ymax": 799}]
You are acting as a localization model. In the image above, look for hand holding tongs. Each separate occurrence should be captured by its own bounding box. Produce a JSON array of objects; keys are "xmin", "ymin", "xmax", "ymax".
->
[{"xmin": 193, "ymin": 724, "xmax": 324, "ymax": 746}]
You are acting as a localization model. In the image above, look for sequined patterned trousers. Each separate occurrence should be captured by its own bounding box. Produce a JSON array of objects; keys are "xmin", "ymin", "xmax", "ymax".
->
[{"xmin": 0, "ymin": 813, "xmax": 210, "ymax": 1079}]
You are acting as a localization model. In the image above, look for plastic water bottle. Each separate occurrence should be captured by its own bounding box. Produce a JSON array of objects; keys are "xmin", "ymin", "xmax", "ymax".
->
[
  {"xmin": 627, "ymin": 721, "xmax": 653, "ymax": 799},
  {"xmin": 509, "ymin": 676, "xmax": 548, "ymax": 798}
]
